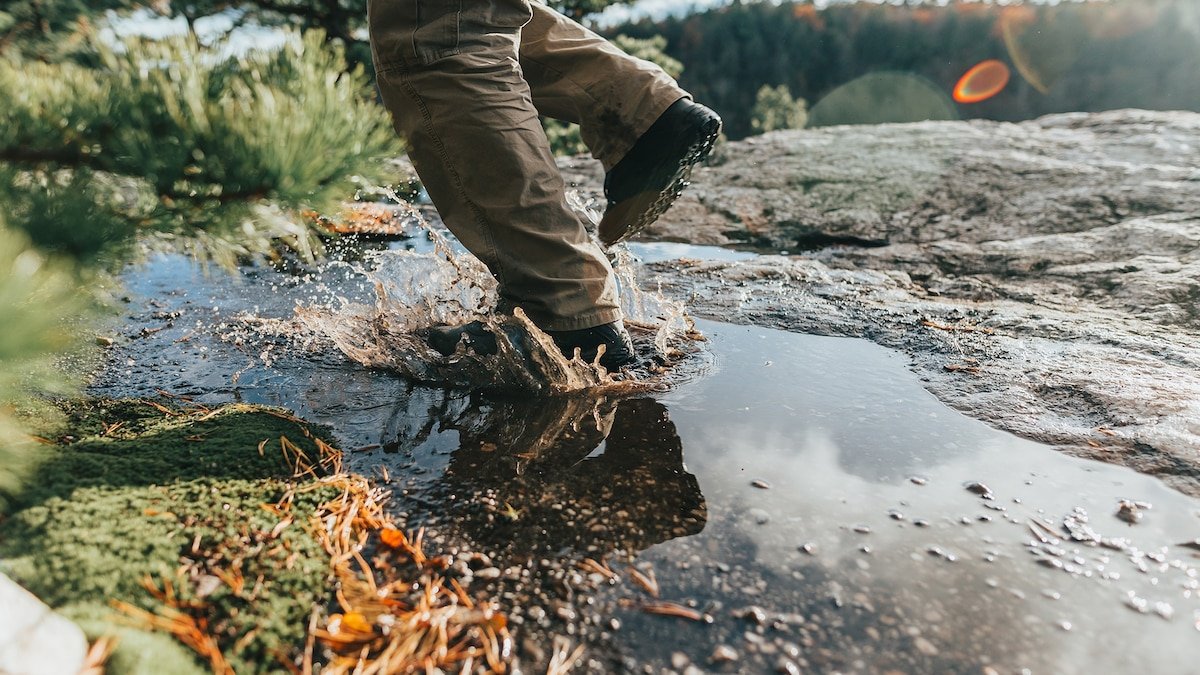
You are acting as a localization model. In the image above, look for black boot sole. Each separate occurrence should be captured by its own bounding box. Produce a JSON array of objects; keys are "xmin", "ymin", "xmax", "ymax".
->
[{"xmin": 598, "ymin": 111, "xmax": 722, "ymax": 247}]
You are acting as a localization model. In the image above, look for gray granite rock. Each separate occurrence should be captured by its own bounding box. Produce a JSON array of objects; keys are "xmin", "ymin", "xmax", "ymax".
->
[{"xmin": 559, "ymin": 110, "xmax": 1200, "ymax": 494}]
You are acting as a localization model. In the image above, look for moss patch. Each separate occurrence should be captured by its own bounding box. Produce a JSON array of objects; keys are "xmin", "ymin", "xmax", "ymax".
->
[{"xmin": 0, "ymin": 399, "xmax": 340, "ymax": 674}]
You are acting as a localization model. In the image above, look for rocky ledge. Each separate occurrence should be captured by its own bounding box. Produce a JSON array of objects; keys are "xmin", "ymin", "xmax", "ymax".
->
[{"xmin": 562, "ymin": 109, "xmax": 1200, "ymax": 495}]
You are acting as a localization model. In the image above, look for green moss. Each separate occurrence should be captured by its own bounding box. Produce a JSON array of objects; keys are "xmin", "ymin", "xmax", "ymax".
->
[{"xmin": 0, "ymin": 399, "xmax": 341, "ymax": 674}]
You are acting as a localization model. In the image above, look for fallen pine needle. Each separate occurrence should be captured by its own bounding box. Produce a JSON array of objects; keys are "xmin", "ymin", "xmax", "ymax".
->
[
  {"xmin": 78, "ymin": 635, "xmax": 117, "ymax": 675},
  {"xmin": 547, "ymin": 636, "xmax": 585, "ymax": 675},
  {"xmin": 627, "ymin": 565, "xmax": 658, "ymax": 598},
  {"xmin": 641, "ymin": 601, "xmax": 703, "ymax": 621}
]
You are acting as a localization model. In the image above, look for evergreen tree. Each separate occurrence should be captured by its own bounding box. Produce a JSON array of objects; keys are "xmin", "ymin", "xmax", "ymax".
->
[
  {"xmin": 750, "ymin": 84, "xmax": 808, "ymax": 133},
  {"xmin": 0, "ymin": 21, "xmax": 400, "ymax": 499},
  {"xmin": 613, "ymin": 0, "xmax": 1200, "ymax": 138},
  {"xmin": 0, "ymin": 29, "xmax": 401, "ymax": 265},
  {"xmin": 0, "ymin": 0, "xmax": 138, "ymax": 60},
  {"xmin": 2, "ymin": 0, "xmax": 638, "ymax": 68},
  {"xmin": 0, "ymin": 222, "xmax": 92, "ymax": 511}
]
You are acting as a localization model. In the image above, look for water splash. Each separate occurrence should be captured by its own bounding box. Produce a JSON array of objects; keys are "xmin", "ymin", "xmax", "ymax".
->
[{"xmin": 276, "ymin": 198, "xmax": 708, "ymax": 395}]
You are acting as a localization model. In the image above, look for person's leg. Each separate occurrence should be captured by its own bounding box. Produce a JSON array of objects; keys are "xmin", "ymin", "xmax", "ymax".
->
[
  {"xmin": 517, "ymin": 3, "xmax": 686, "ymax": 171},
  {"xmin": 368, "ymin": 0, "xmax": 621, "ymax": 333},
  {"xmin": 516, "ymin": 4, "xmax": 722, "ymax": 245}
]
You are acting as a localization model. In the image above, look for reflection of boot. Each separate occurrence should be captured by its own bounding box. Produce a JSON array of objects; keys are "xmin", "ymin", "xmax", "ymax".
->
[
  {"xmin": 438, "ymin": 397, "xmax": 707, "ymax": 557},
  {"xmin": 446, "ymin": 395, "xmax": 614, "ymax": 474}
]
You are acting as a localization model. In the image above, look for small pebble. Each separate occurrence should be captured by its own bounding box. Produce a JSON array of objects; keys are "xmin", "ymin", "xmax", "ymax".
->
[
  {"xmin": 1116, "ymin": 499, "xmax": 1149, "ymax": 524},
  {"xmin": 475, "ymin": 567, "xmax": 502, "ymax": 580},
  {"xmin": 739, "ymin": 606, "xmax": 768, "ymax": 625},
  {"xmin": 710, "ymin": 645, "xmax": 739, "ymax": 663},
  {"xmin": 751, "ymin": 479, "xmax": 772, "ymax": 489},
  {"xmin": 776, "ymin": 658, "xmax": 800, "ymax": 675},
  {"xmin": 964, "ymin": 481, "xmax": 994, "ymax": 499},
  {"xmin": 913, "ymin": 636, "xmax": 939, "ymax": 656}
]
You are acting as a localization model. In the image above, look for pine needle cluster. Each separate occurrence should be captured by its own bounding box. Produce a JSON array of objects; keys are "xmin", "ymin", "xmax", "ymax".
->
[{"xmin": 0, "ymin": 222, "xmax": 93, "ymax": 511}]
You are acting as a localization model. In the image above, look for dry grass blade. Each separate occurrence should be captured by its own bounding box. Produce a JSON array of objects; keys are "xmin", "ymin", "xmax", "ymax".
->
[
  {"xmin": 546, "ymin": 636, "xmax": 585, "ymax": 675},
  {"xmin": 626, "ymin": 564, "xmax": 658, "ymax": 598},
  {"xmin": 640, "ymin": 601, "xmax": 703, "ymax": 621},
  {"xmin": 112, "ymin": 592, "xmax": 232, "ymax": 675},
  {"xmin": 78, "ymin": 635, "xmax": 117, "ymax": 675},
  {"xmin": 578, "ymin": 558, "xmax": 618, "ymax": 583},
  {"xmin": 139, "ymin": 399, "xmax": 181, "ymax": 416},
  {"xmin": 301, "ymin": 474, "xmax": 512, "ymax": 675}
]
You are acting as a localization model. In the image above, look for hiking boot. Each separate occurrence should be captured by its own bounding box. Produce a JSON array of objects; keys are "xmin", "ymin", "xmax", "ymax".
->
[
  {"xmin": 549, "ymin": 321, "xmax": 636, "ymax": 370},
  {"xmin": 425, "ymin": 321, "xmax": 498, "ymax": 357},
  {"xmin": 598, "ymin": 98, "xmax": 722, "ymax": 246}
]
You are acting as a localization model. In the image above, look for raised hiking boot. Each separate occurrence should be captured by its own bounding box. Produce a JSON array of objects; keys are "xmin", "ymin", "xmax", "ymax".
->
[
  {"xmin": 548, "ymin": 321, "xmax": 636, "ymax": 371},
  {"xmin": 598, "ymin": 98, "xmax": 722, "ymax": 246}
]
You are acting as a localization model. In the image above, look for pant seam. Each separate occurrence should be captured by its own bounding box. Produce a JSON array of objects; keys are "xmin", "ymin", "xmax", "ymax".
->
[
  {"xmin": 523, "ymin": 51, "xmax": 685, "ymax": 170},
  {"xmin": 521, "ymin": 52, "xmax": 613, "ymax": 163},
  {"xmin": 394, "ymin": 69, "xmax": 508, "ymax": 282}
]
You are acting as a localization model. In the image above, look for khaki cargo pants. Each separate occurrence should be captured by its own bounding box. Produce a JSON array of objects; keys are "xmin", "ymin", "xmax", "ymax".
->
[{"xmin": 368, "ymin": 0, "xmax": 686, "ymax": 331}]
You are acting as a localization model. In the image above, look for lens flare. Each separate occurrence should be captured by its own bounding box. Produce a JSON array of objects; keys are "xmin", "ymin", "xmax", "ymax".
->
[
  {"xmin": 953, "ymin": 60, "xmax": 1011, "ymax": 104},
  {"xmin": 998, "ymin": 6, "xmax": 1089, "ymax": 95},
  {"xmin": 808, "ymin": 72, "xmax": 957, "ymax": 128}
]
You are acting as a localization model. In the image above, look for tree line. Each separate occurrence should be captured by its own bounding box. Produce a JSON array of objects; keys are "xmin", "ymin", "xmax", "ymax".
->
[{"xmin": 611, "ymin": 0, "xmax": 1200, "ymax": 139}]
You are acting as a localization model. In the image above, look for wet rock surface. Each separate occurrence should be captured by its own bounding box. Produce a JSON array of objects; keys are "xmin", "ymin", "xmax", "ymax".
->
[
  {"xmin": 85, "ymin": 246, "xmax": 1200, "ymax": 673},
  {"xmin": 561, "ymin": 109, "xmax": 1200, "ymax": 495}
]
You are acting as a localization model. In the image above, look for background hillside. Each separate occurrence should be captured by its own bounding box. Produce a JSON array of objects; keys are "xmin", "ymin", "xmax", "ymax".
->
[{"xmin": 609, "ymin": 0, "xmax": 1200, "ymax": 138}]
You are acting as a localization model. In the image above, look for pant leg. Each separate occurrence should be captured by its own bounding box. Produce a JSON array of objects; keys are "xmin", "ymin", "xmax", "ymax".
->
[
  {"xmin": 368, "ymin": 0, "xmax": 621, "ymax": 332},
  {"xmin": 519, "ymin": 3, "xmax": 688, "ymax": 170}
]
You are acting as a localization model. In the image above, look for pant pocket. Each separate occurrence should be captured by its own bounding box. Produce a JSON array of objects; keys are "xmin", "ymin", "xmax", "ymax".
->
[
  {"xmin": 413, "ymin": 0, "xmax": 462, "ymax": 65},
  {"xmin": 456, "ymin": 0, "xmax": 533, "ymax": 53}
]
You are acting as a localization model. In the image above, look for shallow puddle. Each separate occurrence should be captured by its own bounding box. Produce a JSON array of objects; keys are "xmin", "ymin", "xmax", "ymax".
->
[{"xmin": 95, "ymin": 246, "xmax": 1200, "ymax": 673}]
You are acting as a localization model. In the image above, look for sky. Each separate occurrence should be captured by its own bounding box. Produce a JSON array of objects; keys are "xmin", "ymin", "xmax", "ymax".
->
[{"xmin": 102, "ymin": 7, "xmax": 286, "ymax": 56}]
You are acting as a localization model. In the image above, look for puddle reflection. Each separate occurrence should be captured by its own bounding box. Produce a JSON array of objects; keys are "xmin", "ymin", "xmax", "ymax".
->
[{"xmin": 430, "ymin": 397, "xmax": 706, "ymax": 557}]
